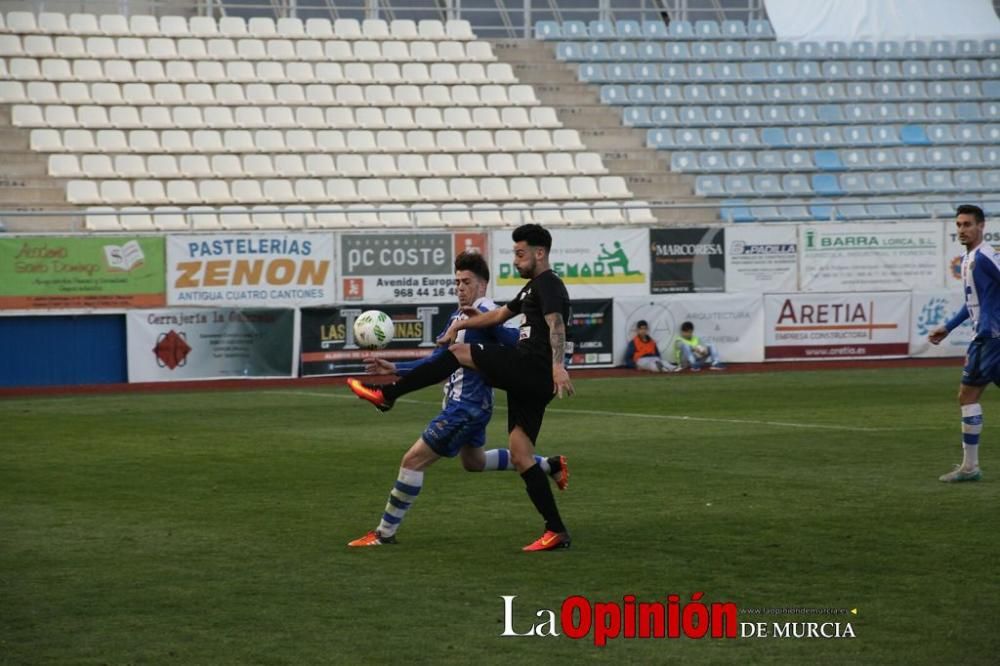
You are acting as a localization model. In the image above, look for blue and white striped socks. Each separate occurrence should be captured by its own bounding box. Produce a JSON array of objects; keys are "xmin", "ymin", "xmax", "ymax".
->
[
  {"xmin": 483, "ymin": 449, "xmax": 550, "ymax": 473},
  {"xmin": 961, "ymin": 403, "xmax": 982, "ymax": 468},
  {"xmin": 377, "ymin": 467, "xmax": 423, "ymax": 537}
]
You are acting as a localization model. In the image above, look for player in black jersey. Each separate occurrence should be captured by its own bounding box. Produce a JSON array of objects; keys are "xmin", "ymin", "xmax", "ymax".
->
[{"xmin": 348, "ymin": 224, "xmax": 574, "ymax": 551}]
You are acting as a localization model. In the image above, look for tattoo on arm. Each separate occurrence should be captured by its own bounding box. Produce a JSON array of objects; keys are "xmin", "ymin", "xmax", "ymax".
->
[{"xmin": 546, "ymin": 312, "xmax": 566, "ymax": 366}]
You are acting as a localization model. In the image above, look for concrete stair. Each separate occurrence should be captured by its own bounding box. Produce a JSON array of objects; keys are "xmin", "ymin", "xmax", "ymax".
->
[
  {"xmin": 0, "ymin": 105, "xmax": 76, "ymax": 232},
  {"xmin": 492, "ymin": 39, "xmax": 719, "ymax": 224}
]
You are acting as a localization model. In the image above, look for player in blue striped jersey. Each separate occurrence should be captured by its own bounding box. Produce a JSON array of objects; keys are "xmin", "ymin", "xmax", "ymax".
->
[
  {"xmin": 348, "ymin": 252, "xmax": 569, "ymax": 547},
  {"xmin": 930, "ymin": 205, "xmax": 997, "ymax": 482}
]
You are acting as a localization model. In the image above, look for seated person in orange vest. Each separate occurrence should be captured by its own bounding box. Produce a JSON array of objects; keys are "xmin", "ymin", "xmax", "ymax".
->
[
  {"xmin": 624, "ymin": 320, "xmax": 679, "ymax": 372},
  {"xmin": 674, "ymin": 321, "xmax": 724, "ymax": 371}
]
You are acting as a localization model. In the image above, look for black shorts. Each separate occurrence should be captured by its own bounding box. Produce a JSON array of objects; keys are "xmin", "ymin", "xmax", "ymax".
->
[{"xmin": 469, "ymin": 343, "xmax": 553, "ymax": 445}]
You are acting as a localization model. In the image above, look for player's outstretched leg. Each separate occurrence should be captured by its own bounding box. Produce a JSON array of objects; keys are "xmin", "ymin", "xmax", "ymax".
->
[
  {"xmin": 480, "ymin": 449, "xmax": 569, "ymax": 490},
  {"xmin": 348, "ymin": 467, "xmax": 423, "ymax": 546},
  {"xmin": 348, "ymin": 351, "xmax": 462, "ymax": 412},
  {"xmin": 940, "ymin": 403, "xmax": 983, "ymax": 482}
]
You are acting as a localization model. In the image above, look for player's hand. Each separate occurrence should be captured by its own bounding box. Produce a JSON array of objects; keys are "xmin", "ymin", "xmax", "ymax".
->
[
  {"xmin": 928, "ymin": 325, "xmax": 948, "ymax": 345},
  {"xmin": 436, "ymin": 323, "xmax": 461, "ymax": 346},
  {"xmin": 553, "ymin": 365, "xmax": 574, "ymax": 398},
  {"xmin": 364, "ymin": 356, "xmax": 397, "ymax": 375}
]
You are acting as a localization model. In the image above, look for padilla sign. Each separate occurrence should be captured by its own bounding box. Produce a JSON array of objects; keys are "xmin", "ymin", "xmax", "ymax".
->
[
  {"xmin": 167, "ymin": 234, "xmax": 335, "ymax": 307},
  {"xmin": 764, "ymin": 292, "xmax": 910, "ymax": 360}
]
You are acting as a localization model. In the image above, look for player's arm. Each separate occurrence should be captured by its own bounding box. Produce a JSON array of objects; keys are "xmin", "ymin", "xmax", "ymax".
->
[
  {"xmin": 623, "ymin": 340, "xmax": 637, "ymax": 368},
  {"xmin": 545, "ymin": 311, "xmax": 574, "ymax": 398},
  {"xmin": 930, "ymin": 304, "xmax": 969, "ymax": 344},
  {"xmin": 436, "ymin": 305, "xmax": 515, "ymax": 344}
]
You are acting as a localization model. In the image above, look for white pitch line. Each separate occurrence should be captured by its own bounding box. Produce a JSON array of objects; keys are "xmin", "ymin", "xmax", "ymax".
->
[{"xmin": 271, "ymin": 390, "xmax": 901, "ymax": 433}]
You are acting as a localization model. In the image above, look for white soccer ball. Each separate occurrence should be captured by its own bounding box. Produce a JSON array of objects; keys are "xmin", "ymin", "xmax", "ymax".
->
[{"xmin": 353, "ymin": 310, "xmax": 395, "ymax": 349}]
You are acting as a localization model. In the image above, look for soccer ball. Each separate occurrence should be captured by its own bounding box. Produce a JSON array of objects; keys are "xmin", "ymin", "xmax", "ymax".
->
[{"xmin": 353, "ymin": 310, "xmax": 395, "ymax": 349}]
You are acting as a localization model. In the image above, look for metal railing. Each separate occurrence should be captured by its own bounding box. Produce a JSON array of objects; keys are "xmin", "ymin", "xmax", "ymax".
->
[
  {"xmin": 0, "ymin": 0, "xmax": 766, "ymax": 38},
  {"xmin": 0, "ymin": 197, "xmax": 981, "ymax": 233}
]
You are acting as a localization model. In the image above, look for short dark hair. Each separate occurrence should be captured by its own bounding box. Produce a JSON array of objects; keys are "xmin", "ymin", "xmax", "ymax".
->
[
  {"xmin": 512, "ymin": 224, "xmax": 552, "ymax": 252},
  {"xmin": 681, "ymin": 321, "xmax": 694, "ymax": 332},
  {"xmin": 455, "ymin": 250, "xmax": 489, "ymax": 282},
  {"xmin": 636, "ymin": 320, "xmax": 649, "ymax": 328},
  {"xmin": 957, "ymin": 204, "xmax": 985, "ymax": 224}
]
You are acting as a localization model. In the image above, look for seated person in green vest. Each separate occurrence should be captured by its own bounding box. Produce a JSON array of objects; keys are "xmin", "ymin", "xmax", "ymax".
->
[
  {"xmin": 674, "ymin": 321, "xmax": 724, "ymax": 371},
  {"xmin": 624, "ymin": 320, "xmax": 679, "ymax": 372}
]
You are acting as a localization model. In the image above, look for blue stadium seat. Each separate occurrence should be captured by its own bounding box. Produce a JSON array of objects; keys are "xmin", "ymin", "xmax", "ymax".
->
[
  {"xmin": 901, "ymin": 81, "xmax": 927, "ymax": 100},
  {"xmin": 838, "ymin": 203, "xmax": 869, "ymax": 220},
  {"xmin": 699, "ymin": 152, "xmax": 726, "ymax": 171},
  {"xmin": 984, "ymin": 39, "xmax": 1000, "ymax": 55},
  {"xmin": 562, "ymin": 21, "xmax": 588, "ymax": 40},
  {"xmin": 646, "ymin": 128, "xmax": 674, "ymax": 149},
  {"xmin": 718, "ymin": 42, "xmax": 745, "ymax": 60},
  {"xmin": 927, "ymin": 39, "xmax": 955, "ymax": 58},
  {"xmin": 689, "ymin": 63, "xmax": 715, "ymax": 81},
  {"xmin": 582, "ymin": 42, "xmax": 611, "ymax": 60},
  {"xmin": 870, "ymin": 148, "xmax": 902, "ymax": 169},
  {"xmin": 633, "ymin": 63, "xmax": 660, "ymax": 82},
  {"xmin": 655, "ymin": 84, "xmax": 682, "ymax": 103},
  {"xmin": 901, "ymin": 41, "xmax": 928, "ymax": 58},
  {"xmin": 796, "ymin": 61, "xmax": 822, "ymax": 80},
  {"xmin": 757, "ymin": 151, "xmax": 786, "ymax": 170},
  {"xmin": 762, "ymin": 127, "xmax": 790, "ymax": 148},
  {"xmin": 778, "ymin": 205, "xmax": 810, "ymax": 221},
  {"xmin": 772, "ymin": 42, "xmax": 796, "ymax": 59},
  {"xmin": 788, "ymin": 127, "xmax": 818, "ymax": 147},
  {"xmin": 955, "ymin": 60, "xmax": 981, "ymax": 78},
  {"xmin": 848, "ymin": 41, "xmax": 876, "ymax": 59},
  {"xmin": 902, "ymin": 60, "xmax": 929, "ymax": 79},
  {"xmin": 825, "ymin": 41, "xmax": 849, "ymax": 58},
  {"xmin": 901, "ymin": 124, "xmax": 931, "ymax": 145},
  {"xmin": 898, "ymin": 147, "xmax": 926, "ymax": 168},
  {"xmin": 814, "ymin": 150, "xmax": 844, "ymax": 171},
  {"xmin": 664, "ymin": 43, "xmax": 692, "ymax": 60},
  {"xmin": 741, "ymin": 62, "xmax": 768, "ymax": 80},
  {"xmin": 609, "ymin": 42, "xmax": 638, "ymax": 60},
  {"xmin": 732, "ymin": 128, "xmax": 760, "ymax": 147},
  {"xmin": 817, "ymin": 105, "xmax": 845, "ymax": 123},
  {"xmin": 670, "ymin": 151, "xmax": 698, "ymax": 172},
  {"xmin": 868, "ymin": 172, "xmax": 899, "ymax": 193},
  {"xmin": 822, "ymin": 61, "xmax": 849, "ymax": 80},
  {"xmin": 710, "ymin": 84, "xmax": 738, "ymax": 103},
  {"xmin": 929, "ymin": 60, "xmax": 956, "ymax": 79},
  {"xmin": 641, "ymin": 21, "xmax": 669, "ymax": 39},
  {"xmin": 733, "ymin": 106, "xmax": 761, "ymax": 124},
  {"xmin": 927, "ymin": 124, "xmax": 955, "ymax": 143},
  {"xmin": 695, "ymin": 20, "xmax": 721, "ymax": 38},
  {"xmin": 867, "ymin": 203, "xmax": 896, "ymax": 218},
  {"xmin": 748, "ymin": 20, "xmax": 774, "ymax": 38},
  {"xmin": 752, "ymin": 174, "xmax": 781, "ymax": 196},
  {"xmin": 841, "ymin": 149, "xmax": 870, "ymax": 168},
  {"xmin": 820, "ymin": 82, "xmax": 848, "ymax": 100},
  {"xmin": 762, "ymin": 106, "xmax": 790, "ymax": 124},
  {"xmin": 876, "ymin": 41, "xmax": 902, "ymax": 59},
  {"xmin": 900, "ymin": 102, "xmax": 927, "ymax": 121},
  {"xmin": 704, "ymin": 128, "xmax": 731, "ymax": 148},
  {"xmin": 764, "ymin": 83, "xmax": 793, "ymax": 102},
  {"xmin": 983, "ymin": 171, "xmax": 1000, "ymax": 191},
  {"xmin": 838, "ymin": 173, "xmax": 868, "ymax": 194},
  {"xmin": 873, "ymin": 125, "xmax": 902, "ymax": 145},
  {"xmin": 769, "ymin": 62, "xmax": 796, "ymax": 80},
  {"xmin": 622, "ymin": 106, "xmax": 651, "ymax": 127},
  {"xmin": 603, "ymin": 62, "xmax": 635, "ymax": 82},
  {"xmin": 724, "ymin": 174, "xmax": 754, "ymax": 196},
  {"xmin": 956, "ymin": 39, "xmax": 981, "ymax": 56},
  {"xmin": 956, "ymin": 171, "xmax": 984, "ymax": 191},
  {"xmin": 728, "ymin": 151, "xmax": 756, "ymax": 170},
  {"xmin": 841, "ymin": 126, "xmax": 872, "ymax": 146},
  {"xmin": 812, "ymin": 173, "xmax": 844, "ymax": 195},
  {"xmin": 955, "ymin": 102, "xmax": 985, "ymax": 121},
  {"xmin": 809, "ymin": 202, "xmax": 845, "ymax": 221},
  {"xmin": 722, "ymin": 202, "xmax": 756, "ymax": 223},
  {"xmin": 956, "ymin": 124, "xmax": 984, "ymax": 143},
  {"xmin": 790, "ymin": 106, "xmax": 818, "ymax": 125},
  {"xmin": 986, "ymin": 102, "xmax": 1000, "ymax": 120},
  {"xmin": 589, "ymin": 21, "xmax": 615, "ymax": 40},
  {"xmin": 637, "ymin": 42, "xmax": 664, "ymax": 60},
  {"xmin": 599, "ymin": 83, "xmax": 626, "ymax": 104},
  {"xmin": 579, "ymin": 64, "xmax": 607, "ymax": 83},
  {"xmin": 896, "ymin": 203, "xmax": 928, "ymax": 218},
  {"xmin": 781, "ymin": 174, "xmax": 812, "ymax": 195},
  {"xmin": 736, "ymin": 84, "xmax": 765, "ymax": 103},
  {"xmin": 926, "ymin": 171, "xmax": 956, "ymax": 191},
  {"xmin": 683, "ymin": 84, "xmax": 710, "ymax": 102},
  {"xmin": 692, "ymin": 43, "xmax": 717, "ymax": 61},
  {"xmin": 535, "ymin": 21, "xmax": 561, "ymax": 40},
  {"xmin": 721, "ymin": 20, "xmax": 748, "ymax": 39},
  {"xmin": 694, "ymin": 174, "xmax": 724, "ymax": 196},
  {"xmin": 896, "ymin": 171, "xmax": 928, "ymax": 192},
  {"xmin": 745, "ymin": 42, "xmax": 772, "ymax": 59},
  {"xmin": 555, "ymin": 42, "xmax": 582, "ymax": 61},
  {"xmin": 615, "ymin": 20, "xmax": 642, "ymax": 39},
  {"xmin": 926, "ymin": 146, "xmax": 955, "ymax": 167},
  {"xmin": 983, "ymin": 80, "xmax": 1000, "ymax": 97},
  {"xmin": 797, "ymin": 41, "xmax": 824, "ymax": 58},
  {"xmin": 680, "ymin": 106, "xmax": 707, "ymax": 125},
  {"xmin": 929, "ymin": 81, "xmax": 959, "ymax": 99},
  {"xmin": 698, "ymin": 106, "xmax": 729, "ymax": 125},
  {"xmin": 984, "ymin": 146, "xmax": 1000, "ymax": 165},
  {"xmin": 651, "ymin": 105, "xmax": 679, "ymax": 125},
  {"xmin": 669, "ymin": 20, "xmax": 694, "ymax": 39},
  {"xmin": 627, "ymin": 84, "xmax": 655, "ymax": 104},
  {"xmin": 663, "ymin": 63, "xmax": 687, "ymax": 81},
  {"xmin": 875, "ymin": 61, "xmax": 902, "ymax": 79}
]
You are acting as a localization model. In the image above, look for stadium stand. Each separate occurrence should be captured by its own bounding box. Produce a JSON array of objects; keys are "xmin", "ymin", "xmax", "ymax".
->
[
  {"xmin": 541, "ymin": 17, "xmax": 1000, "ymax": 221},
  {"xmin": 0, "ymin": 12, "xmax": 658, "ymax": 231}
]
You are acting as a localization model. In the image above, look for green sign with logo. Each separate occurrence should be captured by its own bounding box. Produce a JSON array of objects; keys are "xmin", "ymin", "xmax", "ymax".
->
[{"xmin": 0, "ymin": 236, "xmax": 166, "ymax": 309}]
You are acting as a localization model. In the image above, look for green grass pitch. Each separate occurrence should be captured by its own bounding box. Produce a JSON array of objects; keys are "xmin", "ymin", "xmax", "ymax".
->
[{"xmin": 2, "ymin": 367, "xmax": 999, "ymax": 664}]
